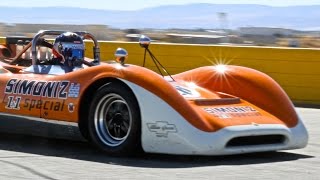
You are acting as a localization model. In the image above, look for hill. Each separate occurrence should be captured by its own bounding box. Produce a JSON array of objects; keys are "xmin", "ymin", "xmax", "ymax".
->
[{"xmin": 0, "ymin": 4, "xmax": 319, "ymax": 29}]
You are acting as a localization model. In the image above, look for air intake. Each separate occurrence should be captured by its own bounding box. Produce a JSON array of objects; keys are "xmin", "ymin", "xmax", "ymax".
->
[{"xmin": 226, "ymin": 135, "xmax": 286, "ymax": 147}]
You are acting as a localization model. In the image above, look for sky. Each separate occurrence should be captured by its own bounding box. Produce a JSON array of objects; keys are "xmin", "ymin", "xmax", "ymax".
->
[{"xmin": 1, "ymin": 0, "xmax": 320, "ymax": 10}]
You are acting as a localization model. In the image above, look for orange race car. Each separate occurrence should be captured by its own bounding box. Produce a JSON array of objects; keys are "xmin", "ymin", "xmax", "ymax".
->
[{"xmin": 0, "ymin": 30, "xmax": 308, "ymax": 155}]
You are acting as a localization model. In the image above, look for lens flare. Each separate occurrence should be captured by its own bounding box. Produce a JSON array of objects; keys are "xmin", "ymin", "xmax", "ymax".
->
[
  {"xmin": 214, "ymin": 64, "xmax": 228, "ymax": 74},
  {"xmin": 186, "ymin": 82, "xmax": 198, "ymax": 89},
  {"xmin": 203, "ymin": 47, "xmax": 238, "ymax": 68}
]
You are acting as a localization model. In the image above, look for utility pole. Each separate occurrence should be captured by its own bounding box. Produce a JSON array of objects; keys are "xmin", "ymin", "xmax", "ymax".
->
[
  {"xmin": 217, "ymin": 12, "xmax": 229, "ymax": 43},
  {"xmin": 217, "ymin": 12, "xmax": 228, "ymax": 31}
]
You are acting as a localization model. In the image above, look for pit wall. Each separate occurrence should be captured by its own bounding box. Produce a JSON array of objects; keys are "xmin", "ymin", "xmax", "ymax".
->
[{"xmin": 1, "ymin": 37, "xmax": 319, "ymax": 105}]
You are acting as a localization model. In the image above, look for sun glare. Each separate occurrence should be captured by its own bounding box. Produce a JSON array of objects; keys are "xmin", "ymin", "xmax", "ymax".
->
[
  {"xmin": 186, "ymin": 82, "xmax": 198, "ymax": 89},
  {"xmin": 214, "ymin": 64, "xmax": 228, "ymax": 74}
]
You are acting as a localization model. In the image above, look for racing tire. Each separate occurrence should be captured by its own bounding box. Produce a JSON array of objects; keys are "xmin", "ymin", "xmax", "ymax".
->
[{"xmin": 88, "ymin": 81, "xmax": 141, "ymax": 155}]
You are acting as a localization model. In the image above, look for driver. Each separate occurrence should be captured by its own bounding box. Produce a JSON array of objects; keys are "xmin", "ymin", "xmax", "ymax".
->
[{"xmin": 52, "ymin": 32, "xmax": 85, "ymax": 72}]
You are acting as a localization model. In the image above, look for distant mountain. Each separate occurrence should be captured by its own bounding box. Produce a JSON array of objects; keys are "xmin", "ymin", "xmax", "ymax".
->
[{"xmin": 0, "ymin": 4, "xmax": 319, "ymax": 30}]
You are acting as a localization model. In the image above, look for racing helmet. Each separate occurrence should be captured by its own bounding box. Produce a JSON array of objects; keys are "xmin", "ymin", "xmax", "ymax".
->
[{"xmin": 52, "ymin": 32, "xmax": 84, "ymax": 68}]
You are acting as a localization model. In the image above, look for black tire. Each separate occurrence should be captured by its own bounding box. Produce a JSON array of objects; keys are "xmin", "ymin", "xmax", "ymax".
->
[{"xmin": 88, "ymin": 81, "xmax": 141, "ymax": 155}]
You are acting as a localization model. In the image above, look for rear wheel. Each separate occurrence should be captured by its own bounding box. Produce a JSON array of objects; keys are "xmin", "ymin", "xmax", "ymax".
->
[{"xmin": 88, "ymin": 82, "xmax": 141, "ymax": 154}]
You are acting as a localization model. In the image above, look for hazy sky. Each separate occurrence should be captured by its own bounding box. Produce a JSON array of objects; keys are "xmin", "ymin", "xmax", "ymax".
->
[{"xmin": 1, "ymin": 0, "xmax": 320, "ymax": 10}]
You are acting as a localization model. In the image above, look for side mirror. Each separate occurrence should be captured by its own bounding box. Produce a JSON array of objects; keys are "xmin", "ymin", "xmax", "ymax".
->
[
  {"xmin": 114, "ymin": 47, "xmax": 128, "ymax": 65},
  {"xmin": 139, "ymin": 35, "xmax": 151, "ymax": 49}
]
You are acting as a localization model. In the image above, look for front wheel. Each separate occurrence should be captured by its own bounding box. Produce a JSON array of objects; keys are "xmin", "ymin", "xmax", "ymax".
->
[{"xmin": 88, "ymin": 81, "xmax": 141, "ymax": 154}]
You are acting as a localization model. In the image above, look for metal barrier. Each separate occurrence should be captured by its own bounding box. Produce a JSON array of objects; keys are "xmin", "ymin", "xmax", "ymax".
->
[{"xmin": 90, "ymin": 41, "xmax": 320, "ymax": 105}]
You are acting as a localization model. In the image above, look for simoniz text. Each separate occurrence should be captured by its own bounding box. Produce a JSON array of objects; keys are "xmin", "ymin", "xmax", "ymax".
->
[{"xmin": 5, "ymin": 79, "xmax": 70, "ymax": 99}]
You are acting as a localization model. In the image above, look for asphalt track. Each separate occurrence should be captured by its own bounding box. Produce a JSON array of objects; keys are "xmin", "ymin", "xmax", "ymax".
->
[{"xmin": 0, "ymin": 107, "xmax": 319, "ymax": 180}]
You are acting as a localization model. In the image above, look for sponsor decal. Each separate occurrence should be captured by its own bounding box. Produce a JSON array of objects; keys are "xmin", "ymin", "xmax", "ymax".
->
[
  {"xmin": 203, "ymin": 106, "xmax": 261, "ymax": 119},
  {"xmin": 68, "ymin": 83, "xmax": 80, "ymax": 98},
  {"xmin": 73, "ymin": 41, "xmax": 82, "ymax": 44},
  {"xmin": 63, "ymin": 43, "xmax": 84, "ymax": 49},
  {"xmin": 68, "ymin": 103, "xmax": 75, "ymax": 113},
  {"xmin": 5, "ymin": 96, "xmax": 65, "ymax": 111},
  {"xmin": 147, "ymin": 121, "xmax": 177, "ymax": 138},
  {"xmin": 3, "ymin": 79, "xmax": 80, "ymax": 112},
  {"xmin": 5, "ymin": 79, "xmax": 80, "ymax": 99},
  {"xmin": 4, "ymin": 96, "xmax": 64, "ymax": 111},
  {"xmin": 23, "ymin": 99, "xmax": 65, "ymax": 111}
]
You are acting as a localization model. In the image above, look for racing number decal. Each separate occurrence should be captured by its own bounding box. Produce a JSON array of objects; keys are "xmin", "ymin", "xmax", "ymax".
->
[
  {"xmin": 174, "ymin": 85, "xmax": 200, "ymax": 98},
  {"xmin": 175, "ymin": 86, "xmax": 193, "ymax": 96},
  {"xmin": 6, "ymin": 96, "xmax": 21, "ymax": 110}
]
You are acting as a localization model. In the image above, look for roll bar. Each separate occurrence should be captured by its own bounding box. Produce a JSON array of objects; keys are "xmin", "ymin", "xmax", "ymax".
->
[{"xmin": 31, "ymin": 30, "xmax": 100, "ymax": 65}]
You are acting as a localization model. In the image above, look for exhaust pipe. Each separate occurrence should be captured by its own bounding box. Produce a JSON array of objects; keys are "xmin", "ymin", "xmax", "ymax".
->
[{"xmin": 0, "ymin": 45, "xmax": 12, "ymax": 58}]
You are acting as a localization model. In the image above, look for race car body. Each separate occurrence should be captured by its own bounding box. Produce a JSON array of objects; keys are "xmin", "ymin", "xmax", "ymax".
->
[{"xmin": 0, "ymin": 30, "xmax": 308, "ymax": 155}]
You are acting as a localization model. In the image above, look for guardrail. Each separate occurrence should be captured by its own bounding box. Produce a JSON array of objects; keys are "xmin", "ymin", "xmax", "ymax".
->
[{"xmin": 1, "ymin": 37, "xmax": 319, "ymax": 105}]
